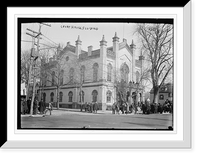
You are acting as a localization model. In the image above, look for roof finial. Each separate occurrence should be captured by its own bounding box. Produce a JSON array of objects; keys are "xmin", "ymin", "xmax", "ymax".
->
[
  {"xmin": 102, "ymin": 35, "xmax": 105, "ymax": 41},
  {"xmin": 113, "ymin": 32, "xmax": 119, "ymax": 42},
  {"xmin": 76, "ymin": 35, "xmax": 82, "ymax": 45},
  {"xmin": 114, "ymin": 32, "xmax": 117, "ymax": 37},
  {"xmin": 131, "ymin": 39, "xmax": 134, "ymax": 45},
  {"xmin": 100, "ymin": 35, "xmax": 107, "ymax": 46},
  {"xmin": 130, "ymin": 39, "xmax": 136, "ymax": 49},
  {"xmin": 77, "ymin": 35, "xmax": 80, "ymax": 41}
]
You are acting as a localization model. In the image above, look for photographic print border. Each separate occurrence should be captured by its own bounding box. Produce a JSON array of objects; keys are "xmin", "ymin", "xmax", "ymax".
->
[{"xmin": 1, "ymin": 3, "xmax": 191, "ymax": 149}]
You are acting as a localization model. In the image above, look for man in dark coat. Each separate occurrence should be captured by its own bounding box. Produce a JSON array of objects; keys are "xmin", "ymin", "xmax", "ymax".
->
[
  {"xmin": 27, "ymin": 98, "xmax": 31, "ymax": 114},
  {"xmin": 93, "ymin": 102, "xmax": 98, "ymax": 114},
  {"xmin": 84, "ymin": 102, "xmax": 88, "ymax": 112},
  {"xmin": 90, "ymin": 102, "xmax": 93, "ymax": 113}
]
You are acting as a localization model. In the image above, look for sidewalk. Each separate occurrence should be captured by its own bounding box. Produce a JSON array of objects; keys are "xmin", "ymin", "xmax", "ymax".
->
[
  {"xmin": 52, "ymin": 107, "xmax": 112, "ymax": 114},
  {"xmin": 21, "ymin": 107, "xmax": 112, "ymax": 117}
]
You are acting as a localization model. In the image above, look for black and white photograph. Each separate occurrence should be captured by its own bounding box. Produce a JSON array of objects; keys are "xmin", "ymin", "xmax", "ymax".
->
[
  {"xmin": 3, "ymin": 1, "xmax": 194, "ymax": 151},
  {"xmin": 19, "ymin": 18, "xmax": 174, "ymax": 130}
]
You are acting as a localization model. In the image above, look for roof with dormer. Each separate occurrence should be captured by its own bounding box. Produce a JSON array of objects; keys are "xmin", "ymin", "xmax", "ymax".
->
[{"xmin": 150, "ymin": 83, "xmax": 173, "ymax": 94}]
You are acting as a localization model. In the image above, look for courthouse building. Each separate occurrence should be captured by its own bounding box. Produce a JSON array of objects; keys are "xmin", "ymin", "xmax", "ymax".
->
[{"xmin": 40, "ymin": 33, "xmax": 144, "ymax": 111}]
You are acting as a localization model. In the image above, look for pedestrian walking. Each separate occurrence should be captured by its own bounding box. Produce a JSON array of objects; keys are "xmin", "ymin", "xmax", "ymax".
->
[
  {"xmin": 33, "ymin": 98, "xmax": 38, "ymax": 115},
  {"xmin": 93, "ymin": 102, "xmax": 98, "ymax": 113},
  {"xmin": 21, "ymin": 98, "xmax": 24, "ymax": 114},
  {"xmin": 23, "ymin": 100, "xmax": 28, "ymax": 114},
  {"xmin": 84, "ymin": 102, "xmax": 88, "ymax": 112},
  {"xmin": 80, "ymin": 103, "xmax": 83, "ymax": 112},
  {"xmin": 43, "ymin": 101, "xmax": 53, "ymax": 117},
  {"xmin": 90, "ymin": 102, "xmax": 93, "ymax": 113},
  {"xmin": 27, "ymin": 97, "xmax": 31, "ymax": 114}
]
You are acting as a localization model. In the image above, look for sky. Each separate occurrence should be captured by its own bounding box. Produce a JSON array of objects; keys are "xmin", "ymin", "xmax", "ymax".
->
[{"xmin": 21, "ymin": 22, "xmax": 141, "ymax": 58}]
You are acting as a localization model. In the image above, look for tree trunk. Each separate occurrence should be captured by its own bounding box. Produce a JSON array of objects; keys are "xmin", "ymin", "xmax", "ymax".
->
[
  {"xmin": 153, "ymin": 86, "xmax": 159, "ymax": 104},
  {"xmin": 57, "ymin": 86, "xmax": 60, "ymax": 109}
]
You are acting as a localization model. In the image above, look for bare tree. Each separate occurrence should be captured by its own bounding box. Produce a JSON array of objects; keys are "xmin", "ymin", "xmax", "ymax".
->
[
  {"xmin": 40, "ymin": 45, "xmax": 67, "ymax": 109},
  {"xmin": 21, "ymin": 50, "xmax": 31, "ymax": 84},
  {"xmin": 136, "ymin": 23, "xmax": 173, "ymax": 103},
  {"xmin": 111, "ymin": 66, "xmax": 150, "ymax": 105},
  {"xmin": 40, "ymin": 45, "xmax": 87, "ymax": 109}
]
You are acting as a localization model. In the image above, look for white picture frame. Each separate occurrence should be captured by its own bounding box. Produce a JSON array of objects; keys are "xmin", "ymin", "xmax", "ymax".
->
[{"xmin": 3, "ymin": 2, "xmax": 191, "ymax": 149}]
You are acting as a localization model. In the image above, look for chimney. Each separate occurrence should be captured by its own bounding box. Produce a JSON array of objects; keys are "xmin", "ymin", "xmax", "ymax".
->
[
  {"xmin": 88, "ymin": 45, "xmax": 93, "ymax": 56},
  {"xmin": 123, "ymin": 38, "xmax": 127, "ymax": 43},
  {"xmin": 67, "ymin": 42, "xmax": 70, "ymax": 46}
]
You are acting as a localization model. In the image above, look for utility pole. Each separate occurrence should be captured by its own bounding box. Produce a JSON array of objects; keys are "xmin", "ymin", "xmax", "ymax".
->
[
  {"xmin": 26, "ymin": 23, "xmax": 51, "ymax": 116},
  {"xmin": 25, "ymin": 34, "xmax": 35, "ymax": 102},
  {"xmin": 30, "ymin": 24, "xmax": 42, "ymax": 116}
]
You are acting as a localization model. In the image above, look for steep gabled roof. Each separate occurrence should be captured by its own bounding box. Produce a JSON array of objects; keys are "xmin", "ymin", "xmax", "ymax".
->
[{"xmin": 150, "ymin": 83, "xmax": 173, "ymax": 94}]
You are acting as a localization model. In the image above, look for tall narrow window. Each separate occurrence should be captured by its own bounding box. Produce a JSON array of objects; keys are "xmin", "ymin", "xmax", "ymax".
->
[
  {"xmin": 59, "ymin": 92, "xmax": 63, "ymax": 102},
  {"xmin": 92, "ymin": 90, "xmax": 98, "ymax": 102},
  {"xmin": 50, "ymin": 92, "xmax": 54, "ymax": 102},
  {"xmin": 51, "ymin": 71, "xmax": 55, "ymax": 86},
  {"xmin": 69, "ymin": 68, "xmax": 74, "ymax": 83},
  {"xmin": 80, "ymin": 65, "xmax": 85, "ymax": 83},
  {"xmin": 93, "ymin": 63, "xmax": 99, "ymax": 82},
  {"xmin": 68, "ymin": 91, "xmax": 73, "ymax": 102},
  {"xmin": 120, "ymin": 62, "xmax": 129, "ymax": 83},
  {"xmin": 107, "ymin": 63, "xmax": 112, "ymax": 82},
  {"xmin": 106, "ymin": 90, "xmax": 112, "ymax": 103},
  {"xmin": 79, "ymin": 91, "xmax": 84, "ymax": 103},
  {"xmin": 60, "ymin": 70, "xmax": 64, "ymax": 85},
  {"xmin": 136, "ymin": 71, "xmax": 140, "ymax": 83}
]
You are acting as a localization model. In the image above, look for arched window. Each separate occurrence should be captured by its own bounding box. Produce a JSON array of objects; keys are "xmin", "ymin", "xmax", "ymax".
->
[
  {"xmin": 136, "ymin": 71, "xmax": 140, "ymax": 83},
  {"xmin": 80, "ymin": 65, "xmax": 86, "ymax": 83},
  {"xmin": 93, "ymin": 63, "xmax": 99, "ymax": 82},
  {"xmin": 68, "ymin": 91, "xmax": 73, "ymax": 102},
  {"xmin": 120, "ymin": 62, "xmax": 129, "ymax": 83},
  {"xmin": 60, "ymin": 70, "xmax": 64, "ymax": 85},
  {"xmin": 50, "ymin": 92, "xmax": 54, "ymax": 102},
  {"xmin": 69, "ymin": 68, "xmax": 74, "ymax": 82},
  {"xmin": 79, "ymin": 90, "xmax": 84, "ymax": 103},
  {"xmin": 51, "ymin": 71, "xmax": 55, "ymax": 86},
  {"xmin": 92, "ymin": 90, "xmax": 98, "ymax": 102},
  {"xmin": 106, "ymin": 90, "xmax": 112, "ymax": 103},
  {"xmin": 59, "ymin": 92, "xmax": 63, "ymax": 102},
  {"xmin": 107, "ymin": 63, "xmax": 112, "ymax": 82},
  {"xmin": 43, "ymin": 93, "xmax": 46, "ymax": 102}
]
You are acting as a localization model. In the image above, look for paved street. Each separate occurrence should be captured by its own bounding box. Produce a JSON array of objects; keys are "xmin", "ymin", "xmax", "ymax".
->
[{"xmin": 21, "ymin": 108, "xmax": 173, "ymax": 130}]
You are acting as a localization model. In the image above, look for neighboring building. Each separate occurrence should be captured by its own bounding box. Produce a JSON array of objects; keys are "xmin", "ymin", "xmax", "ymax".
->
[
  {"xmin": 40, "ymin": 33, "xmax": 144, "ymax": 111},
  {"xmin": 21, "ymin": 82, "xmax": 26, "ymax": 96},
  {"xmin": 150, "ymin": 83, "xmax": 173, "ymax": 104}
]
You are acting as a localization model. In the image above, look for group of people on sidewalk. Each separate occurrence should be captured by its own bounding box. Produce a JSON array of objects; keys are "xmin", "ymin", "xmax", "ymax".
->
[
  {"xmin": 21, "ymin": 97, "xmax": 53, "ymax": 117},
  {"xmin": 80, "ymin": 102, "xmax": 99, "ymax": 113},
  {"xmin": 141, "ymin": 99, "xmax": 173, "ymax": 114},
  {"xmin": 111, "ymin": 98, "xmax": 173, "ymax": 115}
]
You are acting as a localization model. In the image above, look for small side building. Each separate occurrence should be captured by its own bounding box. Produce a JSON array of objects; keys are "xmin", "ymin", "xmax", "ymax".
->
[{"xmin": 150, "ymin": 83, "xmax": 173, "ymax": 104}]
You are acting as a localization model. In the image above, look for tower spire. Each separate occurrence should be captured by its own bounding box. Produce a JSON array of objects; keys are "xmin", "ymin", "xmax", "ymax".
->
[
  {"xmin": 130, "ymin": 39, "xmax": 136, "ymax": 49},
  {"xmin": 113, "ymin": 32, "xmax": 119, "ymax": 42},
  {"xmin": 77, "ymin": 35, "xmax": 80, "ymax": 41},
  {"xmin": 76, "ymin": 35, "xmax": 82, "ymax": 45},
  {"xmin": 100, "ymin": 35, "xmax": 107, "ymax": 46}
]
